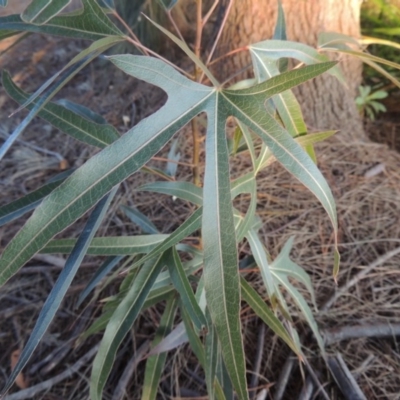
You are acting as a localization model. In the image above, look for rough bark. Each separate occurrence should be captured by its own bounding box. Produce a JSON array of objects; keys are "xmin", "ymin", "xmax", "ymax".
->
[{"xmin": 213, "ymin": 0, "xmax": 364, "ymax": 136}]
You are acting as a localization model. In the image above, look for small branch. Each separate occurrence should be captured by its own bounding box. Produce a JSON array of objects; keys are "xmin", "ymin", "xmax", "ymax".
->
[
  {"xmin": 322, "ymin": 323, "xmax": 400, "ymax": 345},
  {"xmin": 326, "ymin": 354, "xmax": 367, "ymax": 400},
  {"xmin": 297, "ymin": 376, "xmax": 314, "ymax": 400},
  {"xmin": 195, "ymin": 0, "xmax": 203, "ymax": 66},
  {"xmin": 166, "ymin": 10, "xmax": 186, "ymax": 43},
  {"xmin": 202, "ymin": 0, "xmax": 219, "ymax": 27},
  {"xmin": 124, "ymin": 36, "xmax": 193, "ymax": 79},
  {"xmin": 321, "ymin": 246, "xmax": 400, "ymax": 311},
  {"xmin": 3, "ymin": 345, "xmax": 99, "ymax": 400},
  {"xmin": 250, "ymin": 324, "xmax": 266, "ymax": 399},
  {"xmin": 205, "ymin": 0, "xmax": 233, "ymax": 66},
  {"xmin": 110, "ymin": 9, "xmax": 146, "ymax": 54},
  {"xmin": 191, "ymin": 119, "xmax": 201, "ymax": 186},
  {"xmin": 207, "ymin": 46, "xmax": 248, "ymax": 67},
  {"xmin": 274, "ymin": 357, "xmax": 296, "ymax": 400}
]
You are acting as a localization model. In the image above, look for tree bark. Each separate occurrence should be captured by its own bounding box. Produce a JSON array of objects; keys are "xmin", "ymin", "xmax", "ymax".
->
[{"xmin": 213, "ymin": 0, "xmax": 364, "ymax": 135}]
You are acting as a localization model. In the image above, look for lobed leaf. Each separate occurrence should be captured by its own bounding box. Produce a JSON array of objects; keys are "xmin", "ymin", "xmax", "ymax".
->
[
  {"xmin": 0, "ymin": 0, "xmax": 123, "ymax": 40},
  {"xmin": 0, "ymin": 55, "xmax": 212, "ymax": 286}
]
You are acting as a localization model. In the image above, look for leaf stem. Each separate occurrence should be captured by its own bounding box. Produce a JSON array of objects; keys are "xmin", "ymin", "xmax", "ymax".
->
[{"xmin": 191, "ymin": 0, "xmax": 204, "ymax": 187}]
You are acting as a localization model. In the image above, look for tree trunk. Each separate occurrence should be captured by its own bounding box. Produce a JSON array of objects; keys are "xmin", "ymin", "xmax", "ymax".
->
[{"xmin": 213, "ymin": 0, "xmax": 364, "ymax": 136}]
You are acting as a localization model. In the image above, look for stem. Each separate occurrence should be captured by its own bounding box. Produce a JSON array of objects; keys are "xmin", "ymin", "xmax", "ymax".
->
[
  {"xmin": 201, "ymin": 0, "xmax": 233, "ymax": 82},
  {"xmin": 125, "ymin": 37, "xmax": 194, "ymax": 79},
  {"xmin": 111, "ymin": 9, "xmax": 148, "ymax": 55},
  {"xmin": 202, "ymin": 0, "xmax": 219, "ymax": 28},
  {"xmin": 166, "ymin": 10, "xmax": 186, "ymax": 43},
  {"xmin": 191, "ymin": 0, "xmax": 204, "ymax": 187}
]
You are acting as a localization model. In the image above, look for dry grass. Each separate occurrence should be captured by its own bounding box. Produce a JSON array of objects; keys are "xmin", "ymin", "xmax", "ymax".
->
[{"xmin": 1, "ymin": 31, "xmax": 400, "ymax": 399}]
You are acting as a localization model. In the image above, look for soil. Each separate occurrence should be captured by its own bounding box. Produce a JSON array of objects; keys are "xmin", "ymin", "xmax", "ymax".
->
[{"xmin": 1, "ymin": 6, "xmax": 400, "ymax": 400}]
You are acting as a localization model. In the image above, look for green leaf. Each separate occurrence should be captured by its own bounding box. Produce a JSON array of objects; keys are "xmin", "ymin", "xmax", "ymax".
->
[
  {"xmin": 0, "ymin": 37, "xmax": 122, "ymax": 161},
  {"xmin": 151, "ymin": 250, "xmax": 203, "ymax": 292},
  {"xmin": 41, "ymin": 235, "xmax": 169, "ymax": 255},
  {"xmin": 216, "ymin": 347, "xmax": 234, "ymax": 400},
  {"xmin": 148, "ymin": 321, "xmax": 187, "ymax": 356},
  {"xmin": 90, "ymin": 253, "xmax": 167, "ymax": 400},
  {"xmin": 250, "ymin": 55, "xmax": 306, "ymax": 138},
  {"xmin": 318, "ymin": 32, "xmax": 359, "ymax": 49},
  {"xmin": 0, "ymin": 169, "xmax": 72, "ymax": 227},
  {"xmin": 142, "ymin": 296, "xmax": 178, "ymax": 400},
  {"xmin": 56, "ymin": 99, "xmax": 110, "ymax": 125},
  {"xmin": 270, "ymin": 238, "xmax": 324, "ymax": 352},
  {"xmin": 272, "ymin": 0, "xmax": 287, "ymax": 41},
  {"xmin": 246, "ymin": 230, "xmax": 276, "ymax": 298},
  {"xmin": 2, "ymin": 70, "xmax": 119, "ymax": 148},
  {"xmin": 0, "ymin": 29, "xmax": 20, "ymax": 42},
  {"xmin": 240, "ymin": 276, "xmax": 301, "ymax": 356},
  {"xmin": 77, "ymin": 256, "xmax": 124, "ymax": 307},
  {"xmin": 181, "ymin": 306, "xmax": 206, "ymax": 367},
  {"xmin": 0, "ymin": 0, "xmax": 123, "ymax": 40},
  {"xmin": 202, "ymin": 95, "xmax": 248, "ymax": 400},
  {"xmin": 361, "ymin": 58, "xmax": 400, "ymax": 90},
  {"xmin": 250, "ymin": 40, "xmax": 345, "ymax": 83},
  {"xmin": 224, "ymin": 62, "xmax": 337, "ymax": 98},
  {"xmin": 271, "ymin": 237, "xmax": 317, "ymax": 307},
  {"xmin": 205, "ymin": 312, "xmax": 218, "ymax": 400},
  {"xmin": 221, "ymin": 64, "xmax": 339, "ymax": 273},
  {"xmin": 0, "ymin": 186, "xmax": 117, "ymax": 398},
  {"xmin": 138, "ymin": 181, "xmax": 203, "ymax": 206},
  {"xmin": 256, "ymin": 130, "xmax": 337, "ymax": 171},
  {"xmin": 120, "ymin": 205, "xmax": 159, "ymax": 234},
  {"xmin": 0, "ymin": 56, "xmax": 212, "ymax": 286},
  {"xmin": 21, "ymin": 0, "xmax": 71, "ymax": 25},
  {"xmin": 0, "ymin": 0, "xmax": 8, "ymax": 7},
  {"xmin": 326, "ymin": 47, "xmax": 400, "ymax": 72},
  {"xmin": 144, "ymin": 15, "xmax": 219, "ymax": 87},
  {"xmin": 13, "ymin": 35, "xmax": 124, "ymax": 116},
  {"xmin": 167, "ymin": 247, "xmax": 207, "ymax": 332},
  {"xmin": 128, "ymin": 207, "xmax": 202, "ymax": 270}
]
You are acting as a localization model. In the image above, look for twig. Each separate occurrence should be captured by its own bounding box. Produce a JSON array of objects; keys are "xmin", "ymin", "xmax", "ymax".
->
[
  {"xmin": 166, "ymin": 10, "xmax": 186, "ymax": 43},
  {"xmin": 274, "ymin": 357, "xmax": 296, "ymax": 400},
  {"xmin": 297, "ymin": 376, "xmax": 314, "ymax": 400},
  {"xmin": 201, "ymin": 0, "xmax": 233, "ymax": 83},
  {"xmin": 303, "ymin": 358, "xmax": 330, "ymax": 400},
  {"xmin": 202, "ymin": 0, "xmax": 219, "ymax": 27},
  {"xmin": 321, "ymin": 246, "xmax": 400, "ymax": 311},
  {"xmin": 322, "ymin": 323, "xmax": 400, "ymax": 345},
  {"xmin": 124, "ymin": 35, "xmax": 193, "ymax": 79},
  {"xmin": 112, "ymin": 340, "xmax": 150, "ymax": 400},
  {"xmin": 326, "ymin": 354, "xmax": 367, "ymax": 400},
  {"xmin": 250, "ymin": 324, "xmax": 266, "ymax": 399},
  {"xmin": 3, "ymin": 344, "xmax": 99, "ymax": 400}
]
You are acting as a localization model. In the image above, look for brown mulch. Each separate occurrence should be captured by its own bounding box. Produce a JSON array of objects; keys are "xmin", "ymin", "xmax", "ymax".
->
[{"xmin": 1, "ymin": 27, "xmax": 400, "ymax": 400}]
